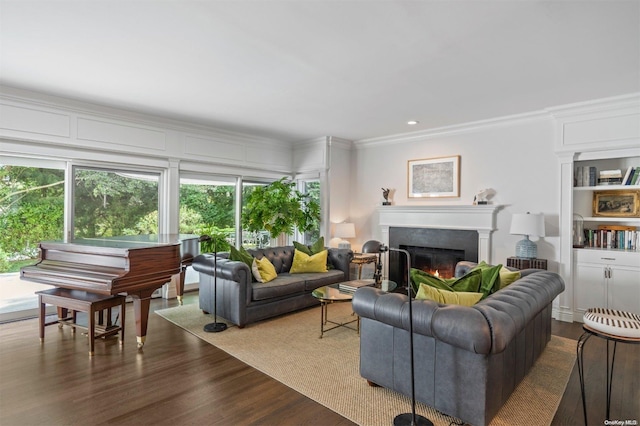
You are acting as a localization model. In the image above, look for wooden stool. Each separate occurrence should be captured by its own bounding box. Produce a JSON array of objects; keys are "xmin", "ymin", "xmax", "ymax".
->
[
  {"xmin": 577, "ymin": 308, "xmax": 640, "ymax": 425},
  {"xmin": 37, "ymin": 288, "xmax": 126, "ymax": 356}
]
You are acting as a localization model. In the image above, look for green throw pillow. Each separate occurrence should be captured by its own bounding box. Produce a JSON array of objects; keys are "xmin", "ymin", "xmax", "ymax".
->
[
  {"xmin": 293, "ymin": 237, "xmax": 333, "ymax": 269},
  {"xmin": 229, "ymin": 246, "xmax": 254, "ymax": 269},
  {"xmin": 416, "ymin": 283, "xmax": 483, "ymax": 306},
  {"xmin": 444, "ymin": 269, "xmax": 483, "ymax": 292},
  {"xmin": 410, "ymin": 268, "xmax": 454, "ymax": 293},
  {"xmin": 410, "ymin": 268, "xmax": 482, "ymax": 293},
  {"xmin": 499, "ymin": 266, "xmax": 521, "ymax": 289},
  {"xmin": 293, "ymin": 241, "xmax": 313, "ymax": 256},
  {"xmin": 471, "ymin": 261, "xmax": 503, "ymax": 298}
]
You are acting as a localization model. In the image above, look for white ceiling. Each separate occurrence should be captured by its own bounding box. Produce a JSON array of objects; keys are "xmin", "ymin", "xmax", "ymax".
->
[{"xmin": 1, "ymin": 1, "xmax": 638, "ymax": 143}]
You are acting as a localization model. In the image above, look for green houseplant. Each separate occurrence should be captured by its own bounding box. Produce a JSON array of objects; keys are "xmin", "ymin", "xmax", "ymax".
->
[{"xmin": 242, "ymin": 178, "xmax": 320, "ymax": 241}]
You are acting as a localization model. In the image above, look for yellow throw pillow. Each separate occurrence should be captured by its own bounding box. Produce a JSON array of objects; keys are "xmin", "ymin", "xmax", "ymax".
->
[
  {"xmin": 499, "ymin": 266, "xmax": 521, "ymax": 289},
  {"xmin": 416, "ymin": 283, "xmax": 483, "ymax": 306},
  {"xmin": 290, "ymin": 249, "xmax": 328, "ymax": 273},
  {"xmin": 251, "ymin": 256, "xmax": 278, "ymax": 283}
]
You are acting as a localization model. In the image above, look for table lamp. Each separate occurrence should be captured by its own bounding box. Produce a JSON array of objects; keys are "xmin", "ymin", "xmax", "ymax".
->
[
  {"xmin": 510, "ymin": 212, "xmax": 545, "ymax": 259},
  {"xmin": 334, "ymin": 222, "xmax": 355, "ymax": 249}
]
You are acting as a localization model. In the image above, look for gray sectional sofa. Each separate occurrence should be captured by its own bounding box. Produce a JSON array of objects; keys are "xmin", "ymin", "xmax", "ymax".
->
[
  {"xmin": 193, "ymin": 246, "xmax": 353, "ymax": 327},
  {"xmin": 352, "ymin": 261, "xmax": 565, "ymax": 426}
]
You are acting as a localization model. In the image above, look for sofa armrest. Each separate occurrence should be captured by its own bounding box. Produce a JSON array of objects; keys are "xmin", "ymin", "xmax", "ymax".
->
[{"xmin": 193, "ymin": 253, "xmax": 252, "ymax": 284}]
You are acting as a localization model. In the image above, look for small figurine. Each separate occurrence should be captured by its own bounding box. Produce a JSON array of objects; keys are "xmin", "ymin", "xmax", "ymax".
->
[
  {"xmin": 474, "ymin": 188, "xmax": 495, "ymax": 205},
  {"xmin": 382, "ymin": 188, "xmax": 392, "ymax": 205}
]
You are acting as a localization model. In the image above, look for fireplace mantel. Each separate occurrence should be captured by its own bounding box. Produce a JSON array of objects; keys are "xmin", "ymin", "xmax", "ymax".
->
[{"xmin": 377, "ymin": 204, "xmax": 502, "ymax": 264}]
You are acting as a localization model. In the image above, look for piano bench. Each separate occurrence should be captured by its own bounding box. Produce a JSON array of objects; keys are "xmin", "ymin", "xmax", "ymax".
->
[{"xmin": 36, "ymin": 288, "xmax": 126, "ymax": 356}]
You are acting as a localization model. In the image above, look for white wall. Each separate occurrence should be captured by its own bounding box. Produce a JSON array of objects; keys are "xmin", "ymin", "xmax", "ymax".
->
[
  {"xmin": 0, "ymin": 85, "xmax": 294, "ymax": 176},
  {"xmin": 350, "ymin": 116, "xmax": 559, "ymax": 270}
]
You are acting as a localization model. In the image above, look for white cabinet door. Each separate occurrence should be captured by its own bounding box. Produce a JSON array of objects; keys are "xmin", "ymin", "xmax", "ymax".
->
[
  {"xmin": 608, "ymin": 265, "xmax": 640, "ymax": 313},
  {"xmin": 574, "ymin": 262, "xmax": 606, "ymax": 316}
]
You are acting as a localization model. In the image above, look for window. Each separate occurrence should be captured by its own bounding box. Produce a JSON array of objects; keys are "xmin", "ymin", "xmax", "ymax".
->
[
  {"xmin": 72, "ymin": 167, "xmax": 160, "ymax": 238},
  {"xmin": 0, "ymin": 157, "xmax": 65, "ymax": 321},
  {"xmin": 241, "ymin": 180, "xmax": 271, "ymax": 248},
  {"xmin": 179, "ymin": 175, "xmax": 237, "ymax": 250},
  {"xmin": 300, "ymin": 179, "xmax": 321, "ymax": 245}
]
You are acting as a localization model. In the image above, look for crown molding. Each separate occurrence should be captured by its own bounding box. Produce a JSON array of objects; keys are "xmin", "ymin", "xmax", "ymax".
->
[
  {"xmin": 353, "ymin": 110, "xmax": 550, "ymax": 148},
  {"xmin": 0, "ymin": 84, "xmax": 292, "ymax": 150},
  {"xmin": 546, "ymin": 92, "xmax": 640, "ymax": 118},
  {"xmin": 353, "ymin": 93, "xmax": 640, "ymax": 149}
]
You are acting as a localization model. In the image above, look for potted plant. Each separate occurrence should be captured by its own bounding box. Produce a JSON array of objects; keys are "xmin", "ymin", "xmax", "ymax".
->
[{"xmin": 242, "ymin": 178, "xmax": 320, "ymax": 245}]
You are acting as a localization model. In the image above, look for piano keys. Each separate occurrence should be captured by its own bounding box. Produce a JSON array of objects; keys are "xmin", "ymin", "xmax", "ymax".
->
[{"xmin": 20, "ymin": 234, "xmax": 201, "ymax": 348}]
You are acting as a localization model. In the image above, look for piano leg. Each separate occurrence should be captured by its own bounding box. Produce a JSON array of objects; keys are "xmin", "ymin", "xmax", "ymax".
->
[
  {"xmin": 171, "ymin": 266, "xmax": 187, "ymax": 306},
  {"xmin": 130, "ymin": 289, "xmax": 155, "ymax": 348}
]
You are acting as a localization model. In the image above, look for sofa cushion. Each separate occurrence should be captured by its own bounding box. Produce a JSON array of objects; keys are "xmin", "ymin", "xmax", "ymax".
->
[
  {"xmin": 252, "ymin": 274, "xmax": 305, "ymax": 301},
  {"xmin": 252, "ymin": 256, "xmax": 278, "ymax": 283},
  {"xmin": 471, "ymin": 261, "xmax": 502, "ymax": 298},
  {"xmin": 230, "ymin": 246, "xmax": 254, "ymax": 268},
  {"xmin": 416, "ymin": 284, "xmax": 483, "ymax": 306},
  {"xmin": 301, "ymin": 269, "xmax": 346, "ymax": 291},
  {"xmin": 290, "ymin": 249, "xmax": 328, "ymax": 273},
  {"xmin": 410, "ymin": 268, "xmax": 482, "ymax": 293},
  {"xmin": 294, "ymin": 237, "xmax": 334, "ymax": 270},
  {"xmin": 499, "ymin": 266, "xmax": 521, "ymax": 289},
  {"xmin": 293, "ymin": 237, "xmax": 324, "ymax": 256}
]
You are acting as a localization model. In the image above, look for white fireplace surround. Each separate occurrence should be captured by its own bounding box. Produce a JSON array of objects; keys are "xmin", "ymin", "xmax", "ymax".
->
[{"xmin": 377, "ymin": 205, "xmax": 501, "ymax": 265}]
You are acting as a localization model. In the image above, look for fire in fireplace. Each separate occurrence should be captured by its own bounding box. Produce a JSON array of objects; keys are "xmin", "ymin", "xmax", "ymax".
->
[
  {"xmin": 388, "ymin": 227, "xmax": 479, "ymax": 288},
  {"xmin": 401, "ymin": 245, "xmax": 465, "ymax": 279}
]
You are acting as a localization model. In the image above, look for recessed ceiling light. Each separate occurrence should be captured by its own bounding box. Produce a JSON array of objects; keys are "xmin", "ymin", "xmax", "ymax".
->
[{"xmin": 407, "ymin": 120, "xmax": 419, "ymax": 125}]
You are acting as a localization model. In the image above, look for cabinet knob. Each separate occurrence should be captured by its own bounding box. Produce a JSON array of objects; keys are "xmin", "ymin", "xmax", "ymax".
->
[{"xmin": 601, "ymin": 257, "xmax": 616, "ymax": 261}]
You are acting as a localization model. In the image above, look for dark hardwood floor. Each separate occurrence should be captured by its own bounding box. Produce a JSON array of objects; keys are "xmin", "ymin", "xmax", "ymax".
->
[{"xmin": 0, "ymin": 293, "xmax": 637, "ymax": 426}]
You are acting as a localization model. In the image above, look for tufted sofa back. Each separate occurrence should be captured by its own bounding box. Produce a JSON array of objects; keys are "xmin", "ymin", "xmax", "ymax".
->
[{"xmin": 247, "ymin": 246, "xmax": 295, "ymax": 274}]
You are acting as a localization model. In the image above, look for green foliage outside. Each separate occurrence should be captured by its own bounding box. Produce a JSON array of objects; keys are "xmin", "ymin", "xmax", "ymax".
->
[
  {"xmin": 73, "ymin": 169, "xmax": 159, "ymax": 238},
  {"xmin": 1, "ymin": 166, "xmax": 321, "ymax": 272},
  {"xmin": 1, "ymin": 166, "xmax": 65, "ymax": 261},
  {"xmin": 241, "ymin": 178, "xmax": 321, "ymax": 240}
]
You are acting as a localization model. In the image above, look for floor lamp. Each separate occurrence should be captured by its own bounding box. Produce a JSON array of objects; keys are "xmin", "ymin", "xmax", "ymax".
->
[
  {"xmin": 361, "ymin": 240, "xmax": 432, "ymax": 426},
  {"xmin": 203, "ymin": 242, "xmax": 227, "ymax": 333}
]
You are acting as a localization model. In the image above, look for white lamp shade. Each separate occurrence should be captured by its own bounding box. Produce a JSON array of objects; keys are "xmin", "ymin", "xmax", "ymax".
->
[
  {"xmin": 510, "ymin": 213, "xmax": 545, "ymax": 237},
  {"xmin": 334, "ymin": 222, "xmax": 356, "ymax": 239}
]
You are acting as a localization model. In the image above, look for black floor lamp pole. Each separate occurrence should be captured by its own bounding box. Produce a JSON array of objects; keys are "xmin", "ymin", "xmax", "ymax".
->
[
  {"xmin": 390, "ymin": 247, "xmax": 432, "ymax": 426},
  {"xmin": 203, "ymin": 245, "xmax": 227, "ymax": 333}
]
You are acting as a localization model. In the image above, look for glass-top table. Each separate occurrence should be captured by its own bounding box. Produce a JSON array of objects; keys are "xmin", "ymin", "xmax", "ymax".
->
[{"xmin": 311, "ymin": 279, "xmax": 397, "ymax": 338}]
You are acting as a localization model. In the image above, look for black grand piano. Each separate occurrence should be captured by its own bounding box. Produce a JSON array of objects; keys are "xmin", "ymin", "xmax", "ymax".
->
[{"xmin": 20, "ymin": 234, "xmax": 202, "ymax": 348}]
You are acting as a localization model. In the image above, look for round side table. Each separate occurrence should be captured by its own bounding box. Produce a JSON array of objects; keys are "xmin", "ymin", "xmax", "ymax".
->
[{"xmin": 576, "ymin": 308, "xmax": 640, "ymax": 425}]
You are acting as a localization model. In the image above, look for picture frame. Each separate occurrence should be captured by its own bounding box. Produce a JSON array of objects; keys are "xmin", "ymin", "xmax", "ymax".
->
[
  {"xmin": 408, "ymin": 155, "xmax": 460, "ymax": 198},
  {"xmin": 592, "ymin": 190, "xmax": 640, "ymax": 217}
]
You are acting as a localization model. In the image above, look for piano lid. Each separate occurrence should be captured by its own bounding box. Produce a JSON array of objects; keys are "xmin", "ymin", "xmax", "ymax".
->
[
  {"xmin": 38, "ymin": 234, "xmax": 201, "ymax": 261},
  {"xmin": 77, "ymin": 234, "xmax": 200, "ymax": 245}
]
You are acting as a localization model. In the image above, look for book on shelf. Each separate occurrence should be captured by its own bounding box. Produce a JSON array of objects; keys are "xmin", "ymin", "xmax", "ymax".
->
[
  {"xmin": 338, "ymin": 279, "xmax": 375, "ymax": 292},
  {"xmin": 632, "ymin": 167, "xmax": 640, "ymax": 185},
  {"xmin": 622, "ymin": 166, "xmax": 634, "ymax": 185},
  {"xmin": 583, "ymin": 226, "xmax": 638, "ymax": 251},
  {"xmin": 597, "ymin": 177, "xmax": 623, "ymax": 185},
  {"xmin": 599, "ymin": 169, "xmax": 623, "ymax": 178},
  {"xmin": 574, "ymin": 166, "xmax": 597, "ymax": 187}
]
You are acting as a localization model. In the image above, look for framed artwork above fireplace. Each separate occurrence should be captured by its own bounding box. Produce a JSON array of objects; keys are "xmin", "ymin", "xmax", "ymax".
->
[{"xmin": 408, "ymin": 155, "xmax": 460, "ymax": 198}]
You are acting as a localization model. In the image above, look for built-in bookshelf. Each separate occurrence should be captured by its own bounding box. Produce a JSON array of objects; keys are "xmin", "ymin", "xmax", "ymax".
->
[{"xmin": 573, "ymin": 156, "xmax": 640, "ymax": 252}]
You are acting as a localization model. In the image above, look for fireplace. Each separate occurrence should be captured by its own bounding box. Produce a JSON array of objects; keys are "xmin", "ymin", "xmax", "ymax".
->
[
  {"xmin": 401, "ymin": 245, "xmax": 466, "ymax": 278},
  {"xmin": 388, "ymin": 227, "xmax": 479, "ymax": 286},
  {"xmin": 377, "ymin": 205, "xmax": 500, "ymax": 289}
]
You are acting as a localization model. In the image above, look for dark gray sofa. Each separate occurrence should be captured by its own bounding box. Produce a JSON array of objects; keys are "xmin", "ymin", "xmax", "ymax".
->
[
  {"xmin": 351, "ymin": 261, "xmax": 565, "ymax": 426},
  {"xmin": 193, "ymin": 246, "xmax": 353, "ymax": 327}
]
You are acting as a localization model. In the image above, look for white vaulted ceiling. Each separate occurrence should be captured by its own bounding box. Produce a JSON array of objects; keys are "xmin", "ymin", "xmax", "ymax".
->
[{"xmin": 1, "ymin": 0, "xmax": 638, "ymax": 143}]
